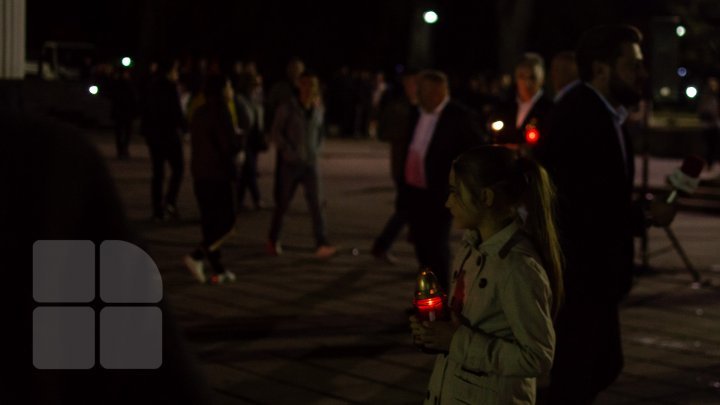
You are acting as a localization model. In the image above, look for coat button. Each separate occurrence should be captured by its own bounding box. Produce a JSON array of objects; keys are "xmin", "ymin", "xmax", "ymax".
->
[{"xmin": 478, "ymin": 278, "xmax": 488, "ymax": 288}]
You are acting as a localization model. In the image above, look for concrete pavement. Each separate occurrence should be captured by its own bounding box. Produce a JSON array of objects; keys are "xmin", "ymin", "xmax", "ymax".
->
[{"xmin": 94, "ymin": 132, "xmax": 720, "ymax": 404}]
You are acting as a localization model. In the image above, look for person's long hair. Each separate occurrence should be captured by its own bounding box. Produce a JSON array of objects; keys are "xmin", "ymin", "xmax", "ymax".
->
[{"xmin": 452, "ymin": 146, "xmax": 564, "ymax": 318}]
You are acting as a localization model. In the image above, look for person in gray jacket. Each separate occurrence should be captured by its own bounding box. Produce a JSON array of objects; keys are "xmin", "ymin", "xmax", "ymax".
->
[
  {"xmin": 410, "ymin": 145, "xmax": 563, "ymax": 404},
  {"xmin": 267, "ymin": 71, "xmax": 336, "ymax": 258}
]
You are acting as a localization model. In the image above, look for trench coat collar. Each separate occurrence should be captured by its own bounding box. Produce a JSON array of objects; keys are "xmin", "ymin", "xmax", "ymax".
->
[{"xmin": 462, "ymin": 219, "xmax": 523, "ymax": 258}]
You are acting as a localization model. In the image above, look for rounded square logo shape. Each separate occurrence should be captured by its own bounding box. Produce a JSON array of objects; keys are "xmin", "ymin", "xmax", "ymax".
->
[
  {"xmin": 33, "ymin": 240, "xmax": 95, "ymax": 303},
  {"xmin": 33, "ymin": 307, "xmax": 95, "ymax": 369},
  {"xmin": 100, "ymin": 307, "xmax": 162, "ymax": 369},
  {"xmin": 100, "ymin": 241, "xmax": 163, "ymax": 303}
]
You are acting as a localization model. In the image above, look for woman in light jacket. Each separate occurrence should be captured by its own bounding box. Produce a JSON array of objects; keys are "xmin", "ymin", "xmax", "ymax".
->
[{"xmin": 410, "ymin": 145, "xmax": 563, "ymax": 404}]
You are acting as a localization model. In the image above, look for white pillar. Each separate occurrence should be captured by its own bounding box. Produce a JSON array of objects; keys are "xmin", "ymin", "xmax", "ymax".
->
[{"xmin": 0, "ymin": 0, "xmax": 26, "ymax": 79}]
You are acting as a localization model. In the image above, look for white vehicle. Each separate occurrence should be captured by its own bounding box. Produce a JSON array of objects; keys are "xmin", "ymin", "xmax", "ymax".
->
[{"xmin": 30, "ymin": 41, "xmax": 96, "ymax": 80}]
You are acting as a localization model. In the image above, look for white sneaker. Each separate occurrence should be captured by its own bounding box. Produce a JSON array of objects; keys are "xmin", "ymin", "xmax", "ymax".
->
[
  {"xmin": 210, "ymin": 270, "xmax": 236, "ymax": 285},
  {"xmin": 184, "ymin": 255, "xmax": 206, "ymax": 284},
  {"xmin": 315, "ymin": 245, "xmax": 337, "ymax": 259}
]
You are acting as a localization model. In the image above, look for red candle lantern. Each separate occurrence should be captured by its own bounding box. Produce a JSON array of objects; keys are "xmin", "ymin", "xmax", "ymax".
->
[
  {"xmin": 413, "ymin": 268, "xmax": 448, "ymax": 353},
  {"xmin": 413, "ymin": 268, "xmax": 447, "ymax": 322},
  {"xmin": 524, "ymin": 124, "xmax": 540, "ymax": 145}
]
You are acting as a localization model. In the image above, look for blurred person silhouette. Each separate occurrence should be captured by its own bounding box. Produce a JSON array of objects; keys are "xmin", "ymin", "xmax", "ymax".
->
[
  {"xmin": 267, "ymin": 58, "xmax": 305, "ymax": 205},
  {"xmin": 230, "ymin": 60, "xmax": 245, "ymax": 86},
  {"xmin": 0, "ymin": 110, "xmax": 212, "ymax": 404},
  {"xmin": 698, "ymin": 76, "xmax": 720, "ymax": 172},
  {"xmin": 140, "ymin": 59, "xmax": 187, "ymax": 222},
  {"xmin": 457, "ymin": 72, "xmax": 499, "ymax": 128},
  {"xmin": 327, "ymin": 66, "xmax": 356, "ymax": 137},
  {"xmin": 371, "ymin": 69, "xmax": 419, "ymax": 264},
  {"xmin": 267, "ymin": 71, "xmax": 336, "ymax": 258},
  {"xmin": 550, "ymin": 51, "xmax": 580, "ymax": 102},
  {"xmin": 235, "ymin": 72, "xmax": 268, "ymax": 210},
  {"xmin": 109, "ymin": 67, "xmax": 138, "ymax": 159},
  {"xmin": 184, "ymin": 75, "xmax": 244, "ymax": 285},
  {"xmin": 352, "ymin": 69, "xmax": 373, "ymax": 138},
  {"xmin": 368, "ymin": 71, "xmax": 388, "ymax": 138},
  {"xmin": 401, "ymin": 70, "xmax": 485, "ymax": 291},
  {"xmin": 244, "ymin": 60, "xmax": 259, "ymax": 76},
  {"xmin": 410, "ymin": 145, "xmax": 563, "ymax": 404},
  {"xmin": 490, "ymin": 53, "xmax": 553, "ymax": 154},
  {"xmin": 536, "ymin": 25, "xmax": 676, "ymax": 404}
]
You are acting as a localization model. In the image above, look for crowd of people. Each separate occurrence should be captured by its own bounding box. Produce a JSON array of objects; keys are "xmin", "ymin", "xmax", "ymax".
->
[{"xmin": 88, "ymin": 23, "xmax": 702, "ymax": 404}]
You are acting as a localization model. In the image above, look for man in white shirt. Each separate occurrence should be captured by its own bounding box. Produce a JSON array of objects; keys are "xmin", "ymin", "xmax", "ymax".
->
[
  {"xmin": 399, "ymin": 70, "xmax": 484, "ymax": 291},
  {"xmin": 490, "ymin": 53, "xmax": 553, "ymax": 154}
]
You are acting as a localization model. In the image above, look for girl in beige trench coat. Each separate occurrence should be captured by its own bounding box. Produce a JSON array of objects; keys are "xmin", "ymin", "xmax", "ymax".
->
[{"xmin": 410, "ymin": 145, "xmax": 564, "ymax": 404}]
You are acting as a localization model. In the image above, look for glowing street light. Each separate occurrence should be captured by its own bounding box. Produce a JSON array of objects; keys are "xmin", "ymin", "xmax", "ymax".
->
[
  {"xmin": 423, "ymin": 10, "xmax": 438, "ymax": 24},
  {"xmin": 677, "ymin": 67, "xmax": 687, "ymax": 77},
  {"xmin": 88, "ymin": 85, "xmax": 99, "ymax": 95},
  {"xmin": 676, "ymin": 25, "xmax": 686, "ymax": 37},
  {"xmin": 685, "ymin": 86, "xmax": 698, "ymax": 99},
  {"xmin": 491, "ymin": 120, "xmax": 504, "ymax": 132},
  {"xmin": 660, "ymin": 86, "xmax": 671, "ymax": 97},
  {"xmin": 121, "ymin": 57, "xmax": 132, "ymax": 67}
]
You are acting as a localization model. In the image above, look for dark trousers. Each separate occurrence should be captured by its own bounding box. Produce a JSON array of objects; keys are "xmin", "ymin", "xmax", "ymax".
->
[
  {"xmin": 114, "ymin": 118, "xmax": 132, "ymax": 158},
  {"xmin": 373, "ymin": 186, "xmax": 409, "ymax": 252},
  {"xmin": 269, "ymin": 162, "xmax": 328, "ymax": 246},
  {"xmin": 541, "ymin": 300, "xmax": 623, "ymax": 404},
  {"xmin": 405, "ymin": 185, "xmax": 452, "ymax": 292},
  {"xmin": 191, "ymin": 179, "xmax": 236, "ymax": 274},
  {"xmin": 703, "ymin": 126, "xmax": 719, "ymax": 168},
  {"xmin": 273, "ymin": 150, "xmax": 283, "ymax": 204},
  {"xmin": 147, "ymin": 138, "xmax": 184, "ymax": 217},
  {"xmin": 237, "ymin": 149, "xmax": 261, "ymax": 207}
]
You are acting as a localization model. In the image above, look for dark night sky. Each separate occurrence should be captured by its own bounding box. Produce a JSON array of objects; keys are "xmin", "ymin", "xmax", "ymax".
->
[{"xmin": 27, "ymin": 0, "xmax": 712, "ymax": 81}]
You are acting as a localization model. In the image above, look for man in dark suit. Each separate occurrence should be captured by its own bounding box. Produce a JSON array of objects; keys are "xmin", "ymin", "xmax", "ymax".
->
[
  {"xmin": 371, "ymin": 69, "xmax": 419, "ymax": 264},
  {"xmin": 490, "ymin": 53, "xmax": 553, "ymax": 155},
  {"xmin": 536, "ymin": 25, "xmax": 675, "ymax": 404},
  {"xmin": 399, "ymin": 70, "xmax": 484, "ymax": 291}
]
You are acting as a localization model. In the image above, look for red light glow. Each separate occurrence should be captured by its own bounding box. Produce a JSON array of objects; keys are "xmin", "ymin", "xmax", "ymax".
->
[
  {"xmin": 415, "ymin": 297, "xmax": 444, "ymax": 312},
  {"xmin": 525, "ymin": 127, "xmax": 540, "ymax": 144}
]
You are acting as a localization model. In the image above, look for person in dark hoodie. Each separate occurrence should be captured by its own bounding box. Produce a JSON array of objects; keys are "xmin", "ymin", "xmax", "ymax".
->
[
  {"xmin": 184, "ymin": 75, "xmax": 244, "ymax": 285},
  {"xmin": 140, "ymin": 60, "xmax": 187, "ymax": 222}
]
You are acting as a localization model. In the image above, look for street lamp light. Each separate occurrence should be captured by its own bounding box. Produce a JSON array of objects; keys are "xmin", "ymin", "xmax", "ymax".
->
[
  {"xmin": 676, "ymin": 25, "xmax": 686, "ymax": 37},
  {"xmin": 423, "ymin": 10, "xmax": 438, "ymax": 24},
  {"xmin": 685, "ymin": 86, "xmax": 697, "ymax": 99},
  {"xmin": 121, "ymin": 57, "xmax": 132, "ymax": 67}
]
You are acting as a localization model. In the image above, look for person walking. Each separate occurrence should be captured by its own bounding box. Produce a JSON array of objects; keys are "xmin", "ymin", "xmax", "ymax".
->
[
  {"xmin": 267, "ymin": 72, "xmax": 336, "ymax": 258},
  {"xmin": 400, "ymin": 70, "xmax": 484, "ymax": 291},
  {"xmin": 140, "ymin": 60, "xmax": 186, "ymax": 222},
  {"xmin": 235, "ymin": 72, "xmax": 268, "ymax": 210},
  {"xmin": 371, "ymin": 69, "xmax": 419, "ymax": 263},
  {"xmin": 184, "ymin": 75, "xmax": 243, "ymax": 285}
]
